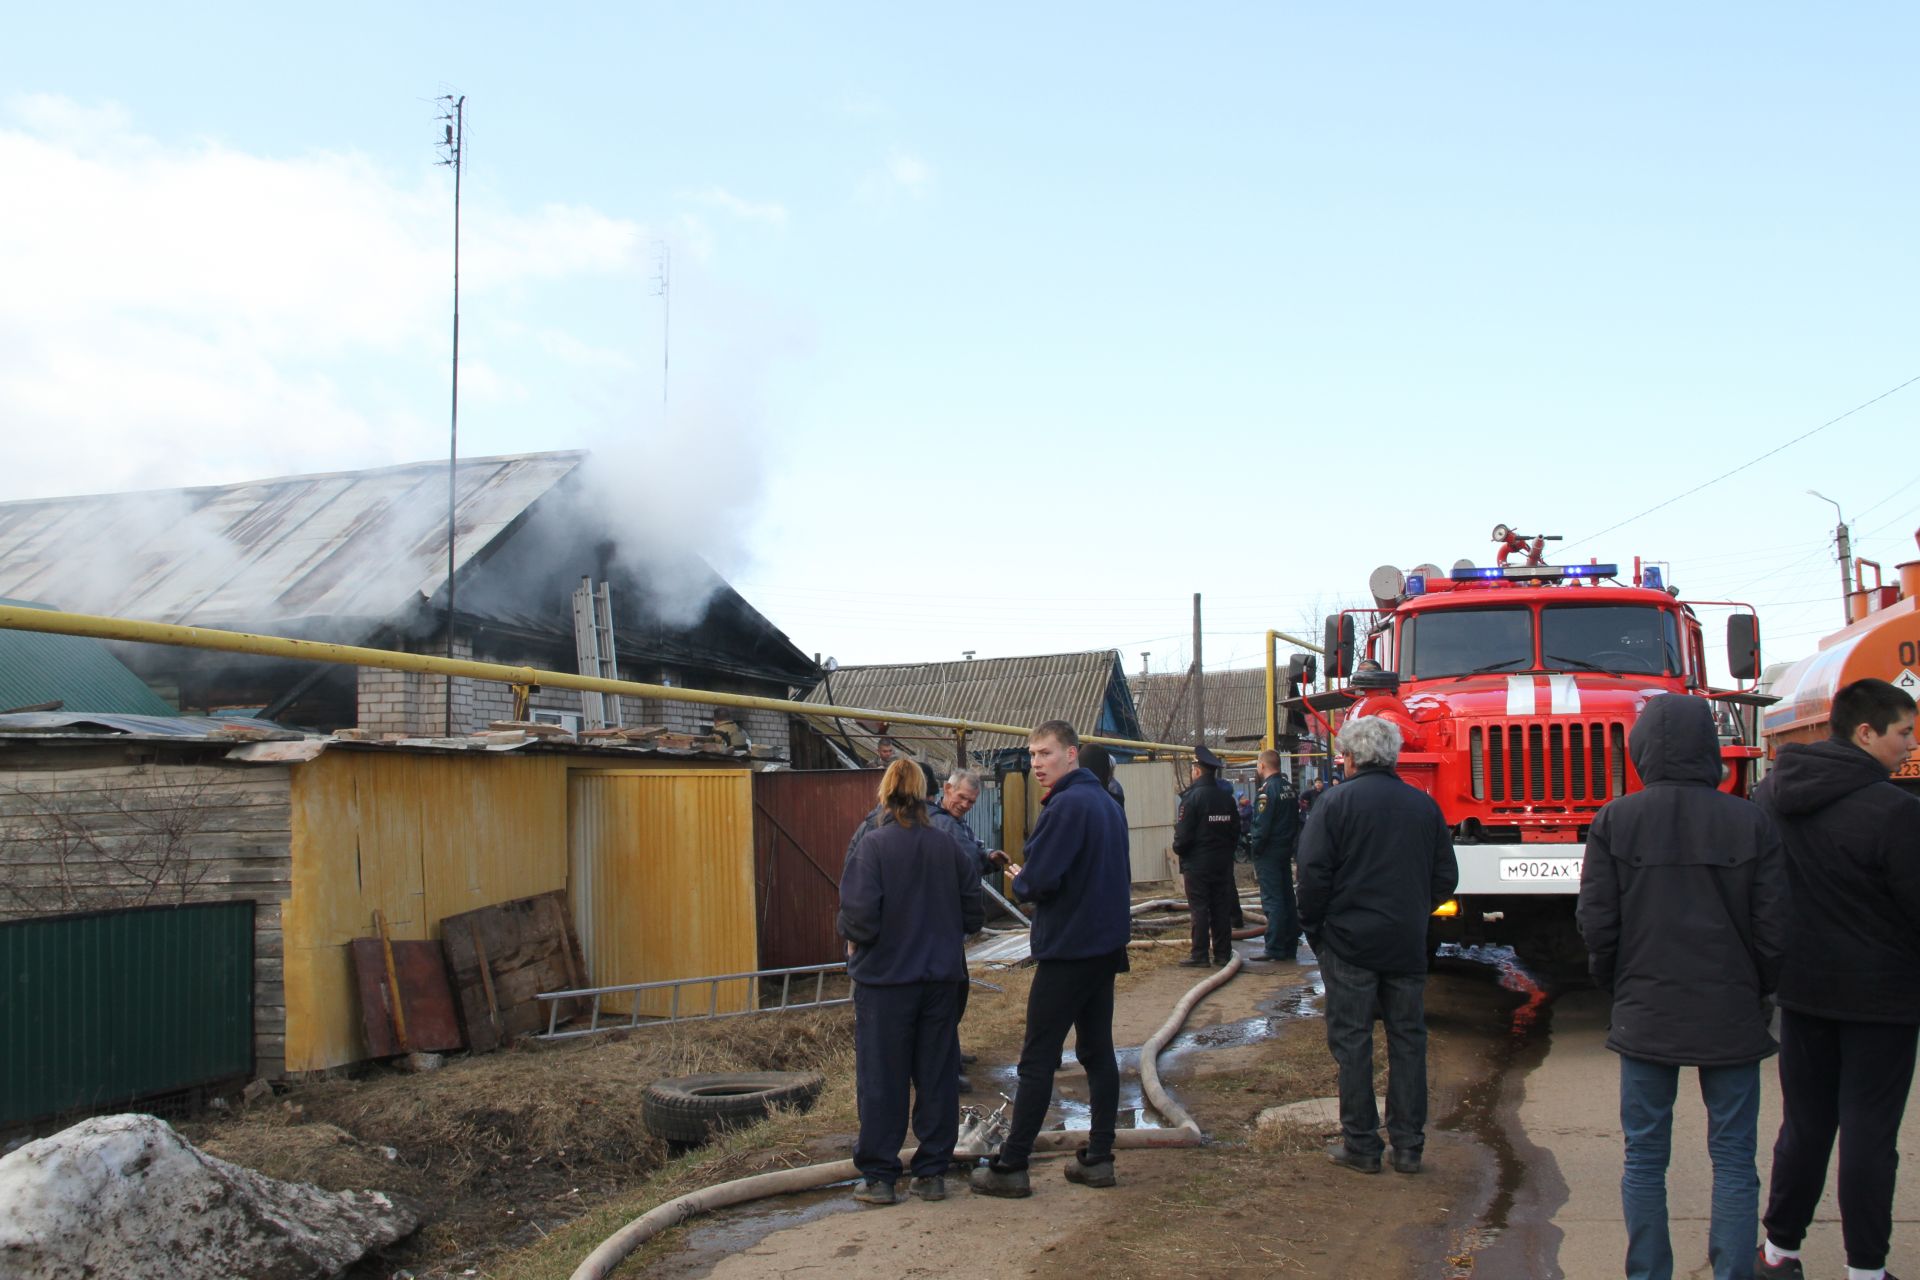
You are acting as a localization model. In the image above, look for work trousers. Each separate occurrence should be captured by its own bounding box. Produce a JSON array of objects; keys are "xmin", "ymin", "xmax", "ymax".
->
[
  {"xmin": 852, "ymin": 980, "xmax": 962, "ymax": 1184},
  {"xmin": 1764, "ymin": 1009, "xmax": 1920, "ymax": 1270},
  {"xmin": 996, "ymin": 951, "xmax": 1122, "ymax": 1170},
  {"xmin": 1618, "ymin": 1055, "xmax": 1761, "ymax": 1280},
  {"xmin": 1320, "ymin": 945, "xmax": 1427, "ymax": 1159},
  {"xmin": 1250, "ymin": 844, "xmax": 1299, "ymax": 959},
  {"xmin": 1181, "ymin": 860, "xmax": 1237, "ymax": 961}
]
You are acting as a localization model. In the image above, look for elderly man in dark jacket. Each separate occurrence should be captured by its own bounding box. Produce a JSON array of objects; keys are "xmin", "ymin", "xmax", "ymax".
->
[
  {"xmin": 1297, "ymin": 715, "xmax": 1458, "ymax": 1176},
  {"xmin": 1754, "ymin": 677, "xmax": 1920, "ymax": 1280},
  {"xmin": 1578, "ymin": 694, "xmax": 1789, "ymax": 1280}
]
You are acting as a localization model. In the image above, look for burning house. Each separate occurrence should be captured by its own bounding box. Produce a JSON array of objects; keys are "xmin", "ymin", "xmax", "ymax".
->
[{"xmin": 0, "ymin": 452, "xmax": 820, "ymax": 750}]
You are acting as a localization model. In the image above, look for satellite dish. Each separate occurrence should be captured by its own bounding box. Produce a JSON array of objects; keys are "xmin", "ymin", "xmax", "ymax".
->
[
  {"xmin": 823, "ymin": 657, "xmax": 840, "ymax": 673},
  {"xmin": 1368, "ymin": 564, "xmax": 1406, "ymax": 608}
]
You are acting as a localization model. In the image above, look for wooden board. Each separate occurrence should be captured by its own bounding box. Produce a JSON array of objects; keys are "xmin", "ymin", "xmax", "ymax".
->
[
  {"xmin": 439, "ymin": 890, "xmax": 587, "ymax": 1052},
  {"xmin": 348, "ymin": 938, "xmax": 465, "ymax": 1056}
]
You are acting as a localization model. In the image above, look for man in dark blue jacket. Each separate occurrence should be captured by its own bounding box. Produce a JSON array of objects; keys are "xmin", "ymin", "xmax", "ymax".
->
[
  {"xmin": 1578, "ymin": 694, "xmax": 1789, "ymax": 1280},
  {"xmin": 1298, "ymin": 715, "xmax": 1457, "ymax": 1177},
  {"xmin": 1248, "ymin": 749, "xmax": 1301, "ymax": 962},
  {"xmin": 971, "ymin": 719, "xmax": 1132, "ymax": 1199},
  {"xmin": 1755, "ymin": 678, "xmax": 1920, "ymax": 1280}
]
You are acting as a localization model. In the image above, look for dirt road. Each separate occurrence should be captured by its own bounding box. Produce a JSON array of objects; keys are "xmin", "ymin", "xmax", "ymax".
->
[{"xmin": 638, "ymin": 945, "xmax": 1550, "ymax": 1279}]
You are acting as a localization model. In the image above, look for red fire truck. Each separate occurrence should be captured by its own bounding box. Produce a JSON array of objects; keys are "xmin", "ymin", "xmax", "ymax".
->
[{"xmin": 1293, "ymin": 532, "xmax": 1772, "ymax": 965}]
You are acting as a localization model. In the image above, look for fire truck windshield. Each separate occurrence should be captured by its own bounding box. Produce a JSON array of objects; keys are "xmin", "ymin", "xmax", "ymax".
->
[
  {"xmin": 1398, "ymin": 608, "xmax": 1530, "ymax": 679},
  {"xmin": 1540, "ymin": 604, "xmax": 1681, "ymax": 676},
  {"xmin": 1397, "ymin": 603, "xmax": 1682, "ymax": 679}
]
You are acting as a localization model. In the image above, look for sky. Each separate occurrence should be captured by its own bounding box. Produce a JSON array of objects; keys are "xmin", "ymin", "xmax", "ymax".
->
[{"xmin": 2, "ymin": 3, "xmax": 1915, "ymax": 683}]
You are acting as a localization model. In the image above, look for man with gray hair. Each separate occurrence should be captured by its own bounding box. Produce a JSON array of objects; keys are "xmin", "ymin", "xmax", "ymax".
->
[
  {"xmin": 1297, "ymin": 715, "xmax": 1458, "ymax": 1176},
  {"xmin": 927, "ymin": 766, "xmax": 1009, "ymax": 1093}
]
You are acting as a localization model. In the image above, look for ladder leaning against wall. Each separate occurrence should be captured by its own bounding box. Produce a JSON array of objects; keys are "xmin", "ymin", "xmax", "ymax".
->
[{"xmin": 571, "ymin": 577, "xmax": 623, "ymax": 730}]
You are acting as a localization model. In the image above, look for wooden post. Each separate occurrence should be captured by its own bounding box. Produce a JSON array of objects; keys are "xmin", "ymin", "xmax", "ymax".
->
[{"xmin": 373, "ymin": 909, "xmax": 411, "ymax": 1053}]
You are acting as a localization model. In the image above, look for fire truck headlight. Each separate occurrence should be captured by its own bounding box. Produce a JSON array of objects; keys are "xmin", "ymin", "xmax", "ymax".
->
[{"xmin": 1431, "ymin": 899, "xmax": 1460, "ymax": 917}]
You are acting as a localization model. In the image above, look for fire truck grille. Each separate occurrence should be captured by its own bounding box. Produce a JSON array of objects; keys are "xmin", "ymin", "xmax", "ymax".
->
[{"xmin": 1470, "ymin": 721, "xmax": 1628, "ymax": 803}]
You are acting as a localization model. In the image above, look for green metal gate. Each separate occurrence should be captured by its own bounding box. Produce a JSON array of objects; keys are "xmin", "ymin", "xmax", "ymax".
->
[{"xmin": 0, "ymin": 901, "xmax": 255, "ymax": 1128}]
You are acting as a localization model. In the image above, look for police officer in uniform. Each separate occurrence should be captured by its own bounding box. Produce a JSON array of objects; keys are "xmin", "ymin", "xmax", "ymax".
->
[
  {"xmin": 1248, "ymin": 749, "xmax": 1302, "ymax": 961},
  {"xmin": 1173, "ymin": 745, "xmax": 1242, "ymax": 967}
]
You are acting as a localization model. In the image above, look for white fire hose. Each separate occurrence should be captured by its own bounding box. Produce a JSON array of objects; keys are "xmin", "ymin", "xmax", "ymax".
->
[{"xmin": 567, "ymin": 953, "xmax": 1245, "ymax": 1280}]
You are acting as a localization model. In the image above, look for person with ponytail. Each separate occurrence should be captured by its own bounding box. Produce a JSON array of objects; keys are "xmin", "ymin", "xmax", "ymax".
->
[{"xmin": 836, "ymin": 758, "xmax": 986, "ymax": 1205}]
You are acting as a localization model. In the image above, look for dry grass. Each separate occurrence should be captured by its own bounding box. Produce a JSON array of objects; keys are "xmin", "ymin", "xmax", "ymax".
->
[{"xmin": 182, "ymin": 1008, "xmax": 857, "ymax": 1277}]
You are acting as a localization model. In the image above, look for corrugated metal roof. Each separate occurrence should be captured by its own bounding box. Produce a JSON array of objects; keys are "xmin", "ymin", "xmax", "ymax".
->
[
  {"xmin": 0, "ymin": 604, "xmax": 180, "ymax": 716},
  {"xmin": 801, "ymin": 650, "xmax": 1139, "ymax": 768},
  {"xmin": 1130, "ymin": 668, "xmax": 1276, "ymax": 748},
  {"xmin": 0, "ymin": 452, "xmax": 584, "ymax": 628}
]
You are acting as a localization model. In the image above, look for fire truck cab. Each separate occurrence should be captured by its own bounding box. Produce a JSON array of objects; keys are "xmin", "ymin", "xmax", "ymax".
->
[{"xmin": 1296, "ymin": 550, "xmax": 1770, "ymax": 964}]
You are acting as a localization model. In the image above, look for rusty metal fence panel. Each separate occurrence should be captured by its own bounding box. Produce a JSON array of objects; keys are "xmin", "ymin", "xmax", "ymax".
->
[
  {"xmin": 0, "ymin": 901, "xmax": 255, "ymax": 1129},
  {"xmin": 752, "ymin": 769, "xmax": 882, "ymax": 970}
]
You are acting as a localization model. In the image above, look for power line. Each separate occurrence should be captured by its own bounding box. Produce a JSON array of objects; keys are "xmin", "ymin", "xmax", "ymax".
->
[{"xmin": 1564, "ymin": 373, "xmax": 1920, "ymax": 553}]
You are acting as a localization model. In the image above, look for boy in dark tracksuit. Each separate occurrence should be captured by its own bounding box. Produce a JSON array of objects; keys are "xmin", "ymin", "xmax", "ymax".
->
[{"xmin": 1756, "ymin": 678, "xmax": 1920, "ymax": 1280}]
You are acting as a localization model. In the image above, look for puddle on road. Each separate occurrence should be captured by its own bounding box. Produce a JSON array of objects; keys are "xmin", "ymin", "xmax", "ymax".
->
[
  {"xmin": 981, "ymin": 976, "xmax": 1327, "ymax": 1132},
  {"xmin": 670, "ymin": 1187, "xmax": 857, "ymax": 1265},
  {"xmin": 1430, "ymin": 944, "xmax": 1560, "ymax": 1278}
]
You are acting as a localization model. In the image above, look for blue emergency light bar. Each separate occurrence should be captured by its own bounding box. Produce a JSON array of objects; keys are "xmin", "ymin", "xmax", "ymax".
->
[{"xmin": 1449, "ymin": 563, "xmax": 1619, "ymax": 582}]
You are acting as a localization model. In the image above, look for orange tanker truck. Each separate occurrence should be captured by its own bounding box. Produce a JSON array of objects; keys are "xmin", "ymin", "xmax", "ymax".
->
[{"xmin": 1763, "ymin": 527, "xmax": 1920, "ymax": 793}]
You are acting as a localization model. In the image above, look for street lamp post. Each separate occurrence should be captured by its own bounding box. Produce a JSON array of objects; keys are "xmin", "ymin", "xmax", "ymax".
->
[{"xmin": 1807, "ymin": 489, "xmax": 1853, "ymax": 626}]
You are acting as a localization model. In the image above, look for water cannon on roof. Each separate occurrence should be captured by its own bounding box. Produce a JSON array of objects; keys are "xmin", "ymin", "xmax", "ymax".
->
[{"xmin": 1491, "ymin": 524, "xmax": 1561, "ymax": 567}]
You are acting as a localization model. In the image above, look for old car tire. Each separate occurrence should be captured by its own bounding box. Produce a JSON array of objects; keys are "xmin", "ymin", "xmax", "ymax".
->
[{"xmin": 642, "ymin": 1071, "xmax": 826, "ymax": 1145}]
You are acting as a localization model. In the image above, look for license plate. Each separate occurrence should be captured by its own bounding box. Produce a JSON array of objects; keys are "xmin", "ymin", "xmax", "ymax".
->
[{"xmin": 1498, "ymin": 857, "xmax": 1582, "ymax": 882}]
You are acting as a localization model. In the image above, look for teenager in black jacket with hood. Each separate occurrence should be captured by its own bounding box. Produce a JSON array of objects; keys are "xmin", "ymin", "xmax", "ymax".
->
[
  {"xmin": 1577, "ymin": 693, "xmax": 1789, "ymax": 1280},
  {"xmin": 1755, "ymin": 677, "xmax": 1920, "ymax": 1280}
]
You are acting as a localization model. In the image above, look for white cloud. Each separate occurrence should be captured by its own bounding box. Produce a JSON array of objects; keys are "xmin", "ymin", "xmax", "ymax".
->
[
  {"xmin": 0, "ymin": 95, "xmax": 649, "ymax": 498},
  {"xmin": 684, "ymin": 186, "xmax": 789, "ymax": 229},
  {"xmin": 857, "ymin": 149, "xmax": 934, "ymax": 205}
]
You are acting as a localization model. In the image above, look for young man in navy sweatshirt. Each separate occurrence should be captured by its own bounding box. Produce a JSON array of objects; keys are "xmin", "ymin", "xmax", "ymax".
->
[{"xmin": 971, "ymin": 719, "xmax": 1133, "ymax": 1197}]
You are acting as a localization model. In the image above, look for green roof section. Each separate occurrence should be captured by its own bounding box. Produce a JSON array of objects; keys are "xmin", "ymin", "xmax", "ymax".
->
[{"xmin": 0, "ymin": 599, "xmax": 178, "ymax": 717}]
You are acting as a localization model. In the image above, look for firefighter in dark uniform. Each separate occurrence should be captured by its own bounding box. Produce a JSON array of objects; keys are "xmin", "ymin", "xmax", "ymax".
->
[{"xmin": 1173, "ymin": 745, "xmax": 1242, "ymax": 967}]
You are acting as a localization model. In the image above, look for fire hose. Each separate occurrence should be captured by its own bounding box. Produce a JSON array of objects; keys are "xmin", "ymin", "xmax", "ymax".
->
[{"xmin": 567, "ymin": 953, "xmax": 1245, "ymax": 1280}]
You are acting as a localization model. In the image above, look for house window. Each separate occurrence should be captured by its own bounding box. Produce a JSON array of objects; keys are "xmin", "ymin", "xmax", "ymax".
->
[{"xmin": 531, "ymin": 709, "xmax": 584, "ymax": 733}]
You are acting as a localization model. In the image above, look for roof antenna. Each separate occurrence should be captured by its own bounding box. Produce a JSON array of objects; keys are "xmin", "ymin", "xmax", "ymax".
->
[{"xmin": 435, "ymin": 93, "xmax": 465, "ymax": 736}]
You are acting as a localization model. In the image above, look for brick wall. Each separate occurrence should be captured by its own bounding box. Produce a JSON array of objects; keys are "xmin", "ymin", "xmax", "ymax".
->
[{"xmin": 354, "ymin": 633, "xmax": 793, "ymax": 757}]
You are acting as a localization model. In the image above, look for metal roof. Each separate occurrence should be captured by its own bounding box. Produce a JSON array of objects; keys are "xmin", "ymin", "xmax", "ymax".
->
[
  {"xmin": 0, "ymin": 601, "xmax": 179, "ymax": 717},
  {"xmin": 1129, "ymin": 668, "xmax": 1278, "ymax": 748},
  {"xmin": 0, "ymin": 452, "xmax": 585, "ymax": 629},
  {"xmin": 800, "ymin": 650, "xmax": 1140, "ymax": 767}
]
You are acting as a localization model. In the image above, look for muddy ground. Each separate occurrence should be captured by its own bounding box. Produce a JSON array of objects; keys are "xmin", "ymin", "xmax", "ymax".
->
[
  {"xmin": 636, "ymin": 948, "xmax": 1545, "ymax": 1280},
  {"xmin": 180, "ymin": 921, "xmax": 1555, "ymax": 1279}
]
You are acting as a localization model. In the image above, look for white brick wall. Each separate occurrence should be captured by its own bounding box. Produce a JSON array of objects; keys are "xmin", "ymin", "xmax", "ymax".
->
[{"xmin": 353, "ymin": 633, "xmax": 795, "ymax": 756}]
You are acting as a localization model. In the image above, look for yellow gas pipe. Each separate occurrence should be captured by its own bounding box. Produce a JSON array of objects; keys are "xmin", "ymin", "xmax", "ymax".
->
[{"xmin": 0, "ymin": 605, "xmax": 1231, "ymax": 760}]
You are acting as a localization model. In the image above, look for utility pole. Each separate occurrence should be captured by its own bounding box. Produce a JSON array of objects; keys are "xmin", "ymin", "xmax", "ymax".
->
[
  {"xmin": 1808, "ymin": 490, "xmax": 1853, "ymax": 626},
  {"xmin": 436, "ymin": 94, "xmax": 465, "ymax": 736},
  {"xmin": 1191, "ymin": 593, "xmax": 1205, "ymax": 748}
]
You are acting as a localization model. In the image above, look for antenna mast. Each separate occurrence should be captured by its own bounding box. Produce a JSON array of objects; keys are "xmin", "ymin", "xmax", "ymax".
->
[
  {"xmin": 436, "ymin": 94, "xmax": 465, "ymax": 735},
  {"xmin": 653, "ymin": 243, "xmax": 670, "ymax": 405}
]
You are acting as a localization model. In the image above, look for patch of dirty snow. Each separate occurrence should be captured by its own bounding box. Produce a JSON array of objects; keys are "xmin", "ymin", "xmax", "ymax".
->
[{"xmin": 0, "ymin": 1113, "xmax": 420, "ymax": 1280}]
